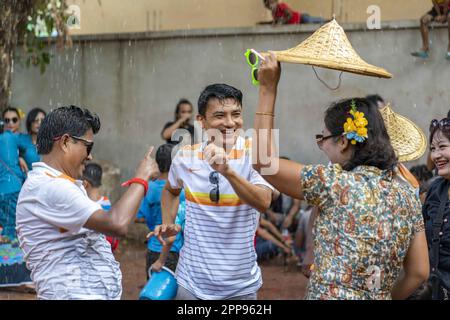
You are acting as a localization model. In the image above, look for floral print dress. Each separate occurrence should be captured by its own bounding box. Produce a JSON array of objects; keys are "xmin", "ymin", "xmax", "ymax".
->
[{"xmin": 300, "ymin": 164, "xmax": 424, "ymax": 300}]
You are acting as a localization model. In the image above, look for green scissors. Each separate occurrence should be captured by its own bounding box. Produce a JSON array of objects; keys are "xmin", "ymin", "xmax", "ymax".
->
[{"xmin": 245, "ymin": 49, "xmax": 265, "ymax": 86}]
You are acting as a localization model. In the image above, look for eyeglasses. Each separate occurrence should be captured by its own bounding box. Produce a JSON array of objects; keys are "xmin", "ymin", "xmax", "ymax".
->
[
  {"xmin": 245, "ymin": 49, "xmax": 265, "ymax": 86},
  {"xmin": 315, "ymin": 133, "xmax": 341, "ymax": 148},
  {"xmin": 53, "ymin": 134, "xmax": 94, "ymax": 155},
  {"xmin": 430, "ymin": 118, "xmax": 450, "ymax": 133},
  {"xmin": 4, "ymin": 117, "xmax": 19, "ymax": 124},
  {"xmin": 209, "ymin": 171, "xmax": 220, "ymax": 203}
]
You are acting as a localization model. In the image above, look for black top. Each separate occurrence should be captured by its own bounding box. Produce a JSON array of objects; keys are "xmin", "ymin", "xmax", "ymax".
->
[
  {"xmin": 423, "ymin": 177, "xmax": 450, "ymax": 271},
  {"xmin": 161, "ymin": 121, "xmax": 195, "ymax": 145}
]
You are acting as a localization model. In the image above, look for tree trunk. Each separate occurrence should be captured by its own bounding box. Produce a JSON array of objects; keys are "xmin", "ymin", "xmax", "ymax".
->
[{"xmin": 0, "ymin": 1, "xmax": 32, "ymax": 114}]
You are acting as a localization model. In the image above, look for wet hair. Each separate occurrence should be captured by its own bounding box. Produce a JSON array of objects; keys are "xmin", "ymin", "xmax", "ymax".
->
[
  {"xmin": 83, "ymin": 163, "xmax": 103, "ymax": 188},
  {"xmin": 2, "ymin": 107, "xmax": 20, "ymax": 119},
  {"xmin": 26, "ymin": 107, "xmax": 47, "ymax": 134},
  {"xmin": 197, "ymin": 84, "xmax": 243, "ymax": 117},
  {"xmin": 156, "ymin": 143, "xmax": 175, "ymax": 173},
  {"xmin": 429, "ymin": 119, "xmax": 450, "ymax": 146},
  {"xmin": 324, "ymin": 97, "xmax": 397, "ymax": 171},
  {"xmin": 174, "ymin": 99, "xmax": 193, "ymax": 121},
  {"xmin": 365, "ymin": 94, "xmax": 385, "ymax": 107},
  {"xmin": 37, "ymin": 105, "xmax": 100, "ymax": 155},
  {"xmin": 410, "ymin": 165, "xmax": 434, "ymax": 184}
]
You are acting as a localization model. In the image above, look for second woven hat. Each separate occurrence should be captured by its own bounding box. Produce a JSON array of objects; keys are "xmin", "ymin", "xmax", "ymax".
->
[
  {"xmin": 379, "ymin": 103, "xmax": 427, "ymax": 162},
  {"xmin": 267, "ymin": 19, "xmax": 392, "ymax": 79}
]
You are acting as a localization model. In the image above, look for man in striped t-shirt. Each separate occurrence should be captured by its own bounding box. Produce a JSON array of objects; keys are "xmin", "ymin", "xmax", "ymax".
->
[{"xmin": 152, "ymin": 84, "xmax": 274, "ymax": 300}]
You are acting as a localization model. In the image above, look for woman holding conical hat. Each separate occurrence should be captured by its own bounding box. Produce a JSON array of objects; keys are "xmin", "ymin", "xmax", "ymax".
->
[{"xmin": 252, "ymin": 53, "xmax": 429, "ymax": 300}]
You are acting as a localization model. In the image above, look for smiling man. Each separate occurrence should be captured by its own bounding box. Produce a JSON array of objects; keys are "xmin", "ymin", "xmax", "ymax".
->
[
  {"xmin": 152, "ymin": 84, "xmax": 274, "ymax": 300},
  {"xmin": 16, "ymin": 105, "xmax": 159, "ymax": 300}
]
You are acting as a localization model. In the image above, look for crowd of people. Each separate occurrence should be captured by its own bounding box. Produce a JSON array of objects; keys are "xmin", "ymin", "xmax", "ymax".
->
[
  {"xmin": 0, "ymin": 2, "xmax": 450, "ymax": 299},
  {"xmin": 1, "ymin": 73, "xmax": 449, "ymax": 300}
]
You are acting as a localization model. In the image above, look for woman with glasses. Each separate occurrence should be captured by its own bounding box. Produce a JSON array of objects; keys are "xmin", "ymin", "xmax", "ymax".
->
[
  {"xmin": 0, "ymin": 121, "xmax": 34, "ymax": 289},
  {"xmin": 2, "ymin": 107, "xmax": 22, "ymax": 134},
  {"xmin": 18, "ymin": 108, "xmax": 47, "ymax": 171},
  {"xmin": 421, "ymin": 118, "xmax": 450, "ymax": 300},
  {"xmin": 2, "ymin": 107, "xmax": 42, "ymax": 174},
  {"xmin": 252, "ymin": 53, "xmax": 429, "ymax": 300}
]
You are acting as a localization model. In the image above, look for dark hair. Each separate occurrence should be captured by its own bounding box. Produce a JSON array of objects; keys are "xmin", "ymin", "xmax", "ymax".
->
[
  {"xmin": 174, "ymin": 99, "xmax": 193, "ymax": 121},
  {"xmin": 37, "ymin": 105, "xmax": 100, "ymax": 155},
  {"xmin": 197, "ymin": 84, "xmax": 243, "ymax": 116},
  {"xmin": 2, "ymin": 107, "xmax": 20, "ymax": 119},
  {"xmin": 447, "ymin": 109, "xmax": 450, "ymax": 118},
  {"xmin": 409, "ymin": 165, "xmax": 433, "ymax": 184},
  {"xmin": 26, "ymin": 107, "xmax": 46, "ymax": 134},
  {"xmin": 156, "ymin": 143, "xmax": 175, "ymax": 173},
  {"xmin": 324, "ymin": 97, "xmax": 397, "ymax": 171},
  {"xmin": 83, "ymin": 163, "xmax": 103, "ymax": 188},
  {"xmin": 365, "ymin": 94, "xmax": 385, "ymax": 107}
]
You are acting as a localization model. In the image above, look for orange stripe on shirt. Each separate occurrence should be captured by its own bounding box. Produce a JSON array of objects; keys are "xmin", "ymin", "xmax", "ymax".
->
[{"xmin": 185, "ymin": 188, "xmax": 243, "ymax": 207}]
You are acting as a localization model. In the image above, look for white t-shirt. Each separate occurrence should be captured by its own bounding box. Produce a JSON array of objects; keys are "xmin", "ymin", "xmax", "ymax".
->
[
  {"xmin": 16, "ymin": 162, "xmax": 122, "ymax": 300},
  {"xmin": 169, "ymin": 137, "xmax": 273, "ymax": 299}
]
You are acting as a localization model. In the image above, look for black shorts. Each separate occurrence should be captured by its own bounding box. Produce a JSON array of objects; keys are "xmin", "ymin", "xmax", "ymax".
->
[{"xmin": 428, "ymin": 6, "xmax": 450, "ymax": 18}]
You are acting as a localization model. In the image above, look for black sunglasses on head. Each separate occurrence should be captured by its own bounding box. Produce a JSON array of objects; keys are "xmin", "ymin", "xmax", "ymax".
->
[
  {"xmin": 430, "ymin": 118, "xmax": 450, "ymax": 133},
  {"xmin": 209, "ymin": 171, "xmax": 220, "ymax": 203}
]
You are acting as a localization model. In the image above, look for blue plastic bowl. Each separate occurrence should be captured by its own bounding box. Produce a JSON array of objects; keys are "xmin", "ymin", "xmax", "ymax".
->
[{"xmin": 139, "ymin": 266, "xmax": 178, "ymax": 300}]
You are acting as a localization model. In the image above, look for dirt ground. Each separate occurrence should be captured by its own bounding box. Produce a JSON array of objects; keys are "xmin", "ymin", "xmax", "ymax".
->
[{"xmin": 0, "ymin": 240, "xmax": 307, "ymax": 300}]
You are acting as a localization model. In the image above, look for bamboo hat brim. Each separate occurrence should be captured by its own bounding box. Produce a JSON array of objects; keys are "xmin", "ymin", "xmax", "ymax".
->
[
  {"xmin": 380, "ymin": 103, "xmax": 427, "ymax": 162},
  {"xmin": 265, "ymin": 19, "xmax": 392, "ymax": 79}
]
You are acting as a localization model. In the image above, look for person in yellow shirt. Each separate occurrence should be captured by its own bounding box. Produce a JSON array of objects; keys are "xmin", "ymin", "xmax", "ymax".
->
[{"xmin": 411, "ymin": 0, "xmax": 450, "ymax": 59}]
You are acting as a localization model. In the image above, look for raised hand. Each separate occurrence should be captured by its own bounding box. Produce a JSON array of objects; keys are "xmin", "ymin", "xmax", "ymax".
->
[
  {"xmin": 204, "ymin": 143, "xmax": 230, "ymax": 175},
  {"xmin": 135, "ymin": 146, "xmax": 160, "ymax": 181},
  {"xmin": 257, "ymin": 52, "xmax": 281, "ymax": 90},
  {"xmin": 147, "ymin": 224, "xmax": 181, "ymax": 246}
]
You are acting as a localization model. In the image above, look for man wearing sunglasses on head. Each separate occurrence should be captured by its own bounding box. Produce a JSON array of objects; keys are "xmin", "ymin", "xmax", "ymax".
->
[
  {"xmin": 150, "ymin": 84, "xmax": 274, "ymax": 300},
  {"xmin": 16, "ymin": 105, "xmax": 159, "ymax": 300}
]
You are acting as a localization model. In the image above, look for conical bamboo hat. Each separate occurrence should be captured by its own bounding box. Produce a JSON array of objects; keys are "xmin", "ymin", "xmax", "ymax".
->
[
  {"xmin": 266, "ymin": 19, "xmax": 392, "ymax": 79},
  {"xmin": 380, "ymin": 103, "xmax": 427, "ymax": 162}
]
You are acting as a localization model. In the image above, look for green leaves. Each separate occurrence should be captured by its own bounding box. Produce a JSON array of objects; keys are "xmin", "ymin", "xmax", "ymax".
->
[{"xmin": 18, "ymin": 0, "xmax": 70, "ymax": 74}]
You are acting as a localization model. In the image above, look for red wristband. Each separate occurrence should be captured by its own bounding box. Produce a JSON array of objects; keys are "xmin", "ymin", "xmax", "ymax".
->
[{"xmin": 121, "ymin": 178, "xmax": 148, "ymax": 195}]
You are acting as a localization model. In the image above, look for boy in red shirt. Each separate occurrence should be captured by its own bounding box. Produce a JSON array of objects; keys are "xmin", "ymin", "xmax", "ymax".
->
[{"xmin": 263, "ymin": 0, "xmax": 325, "ymax": 25}]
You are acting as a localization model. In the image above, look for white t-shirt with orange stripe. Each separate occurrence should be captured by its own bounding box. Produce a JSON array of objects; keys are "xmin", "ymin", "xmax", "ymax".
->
[
  {"xmin": 168, "ymin": 136, "xmax": 273, "ymax": 299},
  {"xmin": 16, "ymin": 162, "xmax": 121, "ymax": 300}
]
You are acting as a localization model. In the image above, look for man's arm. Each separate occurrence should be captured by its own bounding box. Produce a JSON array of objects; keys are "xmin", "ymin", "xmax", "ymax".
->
[
  {"xmin": 257, "ymin": 227, "xmax": 291, "ymax": 254},
  {"xmin": 148, "ymin": 182, "xmax": 182, "ymax": 246},
  {"xmin": 84, "ymin": 147, "xmax": 159, "ymax": 237},
  {"xmin": 260, "ymin": 217, "xmax": 284, "ymax": 243},
  {"xmin": 223, "ymin": 170, "xmax": 272, "ymax": 213},
  {"xmin": 283, "ymin": 198, "xmax": 301, "ymax": 228},
  {"xmin": 204, "ymin": 143, "xmax": 272, "ymax": 213}
]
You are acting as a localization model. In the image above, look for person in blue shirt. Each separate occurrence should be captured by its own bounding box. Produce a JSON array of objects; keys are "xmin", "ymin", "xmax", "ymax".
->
[
  {"xmin": 136, "ymin": 143, "xmax": 185, "ymax": 278},
  {"xmin": 19, "ymin": 108, "xmax": 46, "ymax": 171},
  {"xmin": 0, "ymin": 122, "xmax": 34, "ymax": 288}
]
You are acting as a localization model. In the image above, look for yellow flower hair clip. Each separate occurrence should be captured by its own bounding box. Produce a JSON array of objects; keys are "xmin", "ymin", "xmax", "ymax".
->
[
  {"xmin": 343, "ymin": 100, "xmax": 368, "ymax": 145},
  {"xmin": 17, "ymin": 107, "xmax": 26, "ymax": 120}
]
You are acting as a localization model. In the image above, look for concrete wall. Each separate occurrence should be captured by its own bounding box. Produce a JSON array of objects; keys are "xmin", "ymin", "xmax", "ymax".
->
[
  {"xmin": 66, "ymin": 0, "xmax": 430, "ymax": 34},
  {"xmin": 11, "ymin": 21, "xmax": 450, "ymax": 181}
]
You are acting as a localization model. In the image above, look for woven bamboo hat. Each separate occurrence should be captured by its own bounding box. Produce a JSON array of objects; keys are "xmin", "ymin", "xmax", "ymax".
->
[
  {"xmin": 379, "ymin": 103, "xmax": 427, "ymax": 162},
  {"xmin": 266, "ymin": 19, "xmax": 392, "ymax": 79}
]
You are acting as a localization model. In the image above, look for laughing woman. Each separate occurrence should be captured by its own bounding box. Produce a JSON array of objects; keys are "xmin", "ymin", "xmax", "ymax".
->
[
  {"xmin": 252, "ymin": 53, "xmax": 429, "ymax": 300},
  {"xmin": 422, "ymin": 119, "xmax": 450, "ymax": 300}
]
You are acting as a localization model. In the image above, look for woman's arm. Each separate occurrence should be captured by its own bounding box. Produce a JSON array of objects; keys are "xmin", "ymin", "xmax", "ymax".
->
[
  {"xmin": 253, "ymin": 54, "xmax": 305, "ymax": 200},
  {"xmin": 391, "ymin": 231, "xmax": 429, "ymax": 299},
  {"xmin": 161, "ymin": 116, "xmax": 189, "ymax": 141}
]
